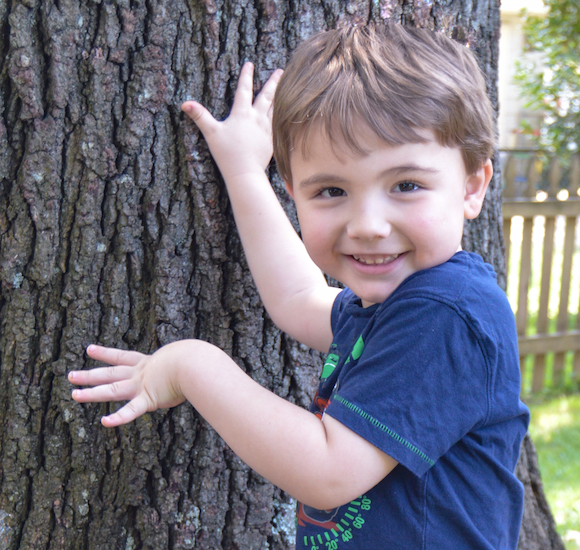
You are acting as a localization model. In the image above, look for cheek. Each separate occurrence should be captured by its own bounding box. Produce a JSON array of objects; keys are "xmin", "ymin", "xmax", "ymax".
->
[
  {"xmin": 410, "ymin": 211, "xmax": 463, "ymax": 258},
  {"xmin": 410, "ymin": 212, "xmax": 445, "ymax": 237},
  {"xmin": 414, "ymin": 200, "xmax": 463, "ymax": 235},
  {"xmin": 301, "ymin": 223, "xmax": 327, "ymax": 252},
  {"xmin": 298, "ymin": 218, "xmax": 335, "ymax": 264}
]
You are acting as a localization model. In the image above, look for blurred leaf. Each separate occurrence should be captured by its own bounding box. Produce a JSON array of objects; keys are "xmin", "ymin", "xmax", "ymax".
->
[{"xmin": 515, "ymin": 0, "xmax": 580, "ymax": 155}]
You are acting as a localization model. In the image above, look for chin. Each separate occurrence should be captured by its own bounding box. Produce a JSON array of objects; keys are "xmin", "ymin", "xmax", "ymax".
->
[{"xmin": 358, "ymin": 290, "xmax": 392, "ymax": 307}]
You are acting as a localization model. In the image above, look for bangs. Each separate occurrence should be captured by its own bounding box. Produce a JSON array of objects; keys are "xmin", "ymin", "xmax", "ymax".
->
[{"xmin": 291, "ymin": 71, "xmax": 433, "ymax": 165}]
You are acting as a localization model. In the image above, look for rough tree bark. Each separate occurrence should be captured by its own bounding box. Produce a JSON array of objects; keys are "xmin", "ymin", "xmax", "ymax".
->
[{"xmin": 0, "ymin": 0, "xmax": 565, "ymax": 549}]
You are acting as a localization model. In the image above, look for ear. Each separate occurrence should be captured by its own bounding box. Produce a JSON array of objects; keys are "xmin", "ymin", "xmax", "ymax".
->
[
  {"xmin": 285, "ymin": 180, "xmax": 295, "ymax": 199},
  {"xmin": 464, "ymin": 159, "xmax": 493, "ymax": 220}
]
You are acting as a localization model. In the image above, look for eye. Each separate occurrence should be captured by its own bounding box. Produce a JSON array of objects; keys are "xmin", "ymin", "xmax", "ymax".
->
[
  {"xmin": 395, "ymin": 181, "xmax": 420, "ymax": 193},
  {"xmin": 319, "ymin": 187, "xmax": 346, "ymax": 198}
]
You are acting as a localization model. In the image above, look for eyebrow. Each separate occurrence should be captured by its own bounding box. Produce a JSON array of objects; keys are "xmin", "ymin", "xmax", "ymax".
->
[
  {"xmin": 298, "ymin": 173, "xmax": 347, "ymax": 189},
  {"xmin": 382, "ymin": 164, "xmax": 440, "ymax": 177},
  {"xmin": 298, "ymin": 163, "xmax": 440, "ymax": 189}
]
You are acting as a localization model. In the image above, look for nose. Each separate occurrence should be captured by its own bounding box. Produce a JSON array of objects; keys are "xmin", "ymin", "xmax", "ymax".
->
[{"xmin": 346, "ymin": 199, "xmax": 392, "ymax": 240}]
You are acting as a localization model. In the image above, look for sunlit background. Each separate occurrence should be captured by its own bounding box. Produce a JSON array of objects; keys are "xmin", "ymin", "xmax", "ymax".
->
[{"xmin": 498, "ymin": 2, "xmax": 580, "ymax": 548}]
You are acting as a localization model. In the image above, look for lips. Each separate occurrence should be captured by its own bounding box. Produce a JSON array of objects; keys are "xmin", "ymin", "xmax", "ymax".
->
[{"xmin": 352, "ymin": 254, "xmax": 401, "ymax": 265}]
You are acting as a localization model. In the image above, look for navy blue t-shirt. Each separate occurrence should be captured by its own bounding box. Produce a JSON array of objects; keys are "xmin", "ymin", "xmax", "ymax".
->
[{"xmin": 296, "ymin": 252, "xmax": 529, "ymax": 550}]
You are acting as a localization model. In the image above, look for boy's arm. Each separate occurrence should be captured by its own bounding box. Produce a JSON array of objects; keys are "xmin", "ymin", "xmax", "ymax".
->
[
  {"xmin": 182, "ymin": 63, "xmax": 339, "ymax": 353},
  {"xmin": 70, "ymin": 343, "xmax": 397, "ymax": 510}
]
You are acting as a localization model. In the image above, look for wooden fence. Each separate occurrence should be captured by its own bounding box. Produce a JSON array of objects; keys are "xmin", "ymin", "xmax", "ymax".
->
[{"xmin": 502, "ymin": 151, "xmax": 580, "ymax": 392}]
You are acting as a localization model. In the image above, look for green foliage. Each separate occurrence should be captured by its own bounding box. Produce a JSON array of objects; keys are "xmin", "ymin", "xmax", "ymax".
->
[{"xmin": 515, "ymin": 0, "xmax": 580, "ymax": 154}]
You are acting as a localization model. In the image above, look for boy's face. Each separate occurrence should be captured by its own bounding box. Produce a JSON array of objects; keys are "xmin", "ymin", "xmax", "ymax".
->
[{"xmin": 287, "ymin": 129, "xmax": 492, "ymax": 307}]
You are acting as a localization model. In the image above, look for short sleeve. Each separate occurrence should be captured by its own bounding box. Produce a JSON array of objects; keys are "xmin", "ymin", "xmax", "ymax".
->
[{"xmin": 325, "ymin": 296, "xmax": 490, "ymax": 477}]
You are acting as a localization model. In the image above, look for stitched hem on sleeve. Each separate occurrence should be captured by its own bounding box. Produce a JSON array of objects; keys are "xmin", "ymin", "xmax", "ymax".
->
[{"xmin": 332, "ymin": 394, "xmax": 436, "ymax": 467}]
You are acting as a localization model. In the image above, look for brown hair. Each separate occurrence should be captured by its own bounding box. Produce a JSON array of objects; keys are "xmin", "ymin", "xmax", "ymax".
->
[{"xmin": 272, "ymin": 24, "xmax": 495, "ymax": 182}]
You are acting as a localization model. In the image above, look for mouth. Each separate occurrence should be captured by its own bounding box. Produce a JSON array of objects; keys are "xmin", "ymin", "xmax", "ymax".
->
[{"xmin": 352, "ymin": 253, "xmax": 402, "ymax": 265}]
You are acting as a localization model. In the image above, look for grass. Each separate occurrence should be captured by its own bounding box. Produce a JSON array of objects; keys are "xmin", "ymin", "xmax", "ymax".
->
[{"xmin": 526, "ymin": 393, "xmax": 580, "ymax": 550}]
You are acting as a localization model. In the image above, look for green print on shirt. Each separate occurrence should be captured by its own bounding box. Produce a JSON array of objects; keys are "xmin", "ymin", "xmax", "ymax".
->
[
  {"xmin": 344, "ymin": 335, "xmax": 364, "ymax": 366},
  {"xmin": 301, "ymin": 496, "xmax": 372, "ymax": 550},
  {"xmin": 321, "ymin": 353, "xmax": 340, "ymax": 381},
  {"xmin": 351, "ymin": 336, "xmax": 364, "ymax": 360}
]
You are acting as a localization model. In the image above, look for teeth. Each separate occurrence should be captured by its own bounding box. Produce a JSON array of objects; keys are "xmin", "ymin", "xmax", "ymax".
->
[{"xmin": 353, "ymin": 254, "xmax": 400, "ymax": 265}]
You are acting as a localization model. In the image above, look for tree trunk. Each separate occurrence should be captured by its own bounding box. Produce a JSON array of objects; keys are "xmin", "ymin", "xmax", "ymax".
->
[{"xmin": 0, "ymin": 0, "xmax": 564, "ymax": 549}]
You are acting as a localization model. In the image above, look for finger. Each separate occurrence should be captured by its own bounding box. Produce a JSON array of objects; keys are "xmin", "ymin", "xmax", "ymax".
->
[
  {"xmin": 86, "ymin": 344, "xmax": 145, "ymax": 367},
  {"xmin": 253, "ymin": 69, "xmax": 283, "ymax": 114},
  {"xmin": 181, "ymin": 101, "xmax": 220, "ymax": 136},
  {"xmin": 71, "ymin": 378, "xmax": 137, "ymax": 404},
  {"xmin": 68, "ymin": 365, "xmax": 135, "ymax": 387},
  {"xmin": 101, "ymin": 395, "xmax": 150, "ymax": 428},
  {"xmin": 231, "ymin": 62, "xmax": 255, "ymax": 111}
]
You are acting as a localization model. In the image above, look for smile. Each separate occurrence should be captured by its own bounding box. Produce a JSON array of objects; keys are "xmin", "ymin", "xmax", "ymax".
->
[{"xmin": 352, "ymin": 254, "xmax": 401, "ymax": 265}]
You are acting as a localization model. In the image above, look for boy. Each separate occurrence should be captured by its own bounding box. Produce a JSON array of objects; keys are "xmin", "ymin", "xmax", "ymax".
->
[{"xmin": 69, "ymin": 24, "xmax": 529, "ymax": 549}]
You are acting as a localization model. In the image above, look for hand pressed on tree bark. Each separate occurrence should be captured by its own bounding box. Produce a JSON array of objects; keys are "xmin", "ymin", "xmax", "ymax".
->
[
  {"xmin": 181, "ymin": 62, "xmax": 283, "ymax": 184},
  {"xmin": 69, "ymin": 344, "xmax": 186, "ymax": 427}
]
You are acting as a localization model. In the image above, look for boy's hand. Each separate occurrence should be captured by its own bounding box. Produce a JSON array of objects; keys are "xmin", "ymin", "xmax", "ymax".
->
[
  {"xmin": 69, "ymin": 341, "xmax": 397, "ymax": 508},
  {"xmin": 68, "ymin": 344, "xmax": 186, "ymax": 427},
  {"xmin": 181, "ymin": 62, "xmax": 283, "ymax": 183},
  {"xmin": 182, "ymin": 63, "xmax": 336, "ymax": 353}
]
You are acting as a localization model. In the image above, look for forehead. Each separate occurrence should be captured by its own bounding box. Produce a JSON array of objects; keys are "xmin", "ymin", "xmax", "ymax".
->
[{"xmin": 289, "ymin": 124, "xmax": 435, "ymax": 169}]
